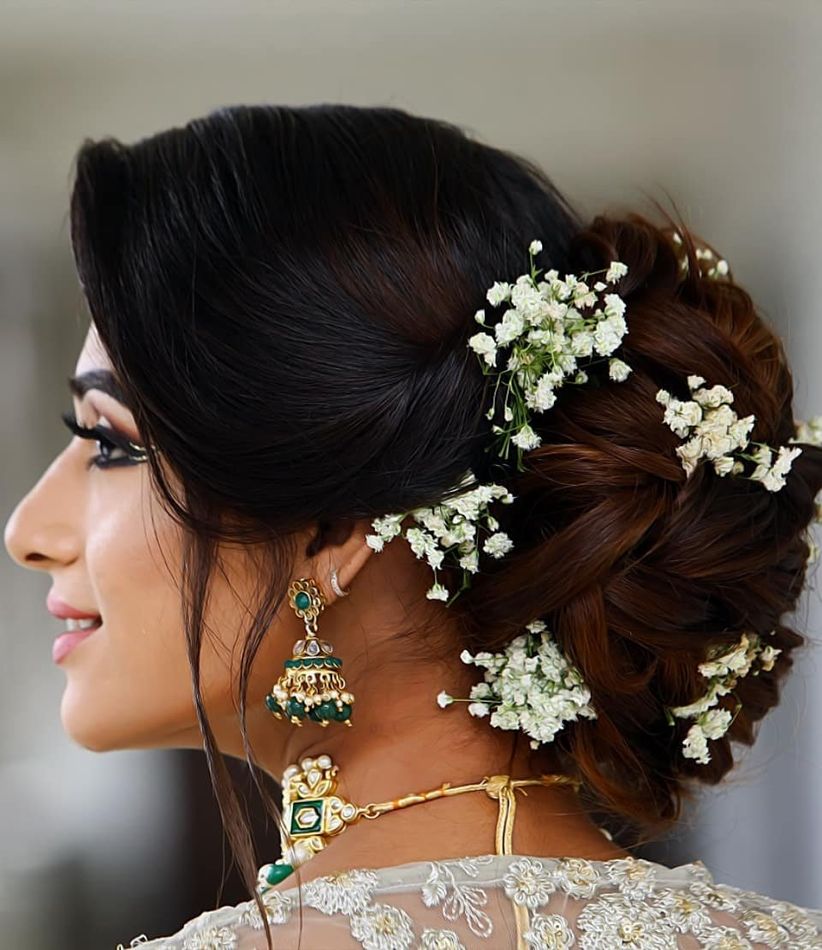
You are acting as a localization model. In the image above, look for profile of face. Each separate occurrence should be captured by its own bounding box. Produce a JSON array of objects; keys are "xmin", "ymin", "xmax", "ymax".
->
[
  {"xmin": 3, "ymin": 324, "xmax": 194, "ymax": 750},
  {"xmin": 3, "ymin": 322, "xmax": 365, "ymax": 758}
]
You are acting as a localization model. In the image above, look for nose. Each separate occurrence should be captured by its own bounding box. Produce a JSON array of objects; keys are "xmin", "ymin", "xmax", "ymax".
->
[{"xmin": 4, "ymin": 451, "xmax": 82, "ymax": 572}]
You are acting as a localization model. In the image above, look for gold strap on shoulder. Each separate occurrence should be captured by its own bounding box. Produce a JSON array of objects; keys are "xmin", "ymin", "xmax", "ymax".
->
[
  {"xmin": 483, "ymin": 774, "xmax": 517, "ymax": 854},
  {"xmin": 481, "ymin": 773, "xmax": 580, "ymax": 950},
  {"xmin": 481, "ymin": 773, "xmax": 578, "ymax": 854}
]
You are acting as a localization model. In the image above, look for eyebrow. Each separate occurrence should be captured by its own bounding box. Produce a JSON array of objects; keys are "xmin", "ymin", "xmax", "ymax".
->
[{"xmin": 67, "ymin": 369, "xmax": 131, "ymax": 408}]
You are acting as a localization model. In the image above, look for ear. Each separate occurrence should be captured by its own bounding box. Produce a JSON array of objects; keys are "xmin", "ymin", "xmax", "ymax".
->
[{"xmin": 308, "ymin": 517, "xmax": 378, "ymax": 603}]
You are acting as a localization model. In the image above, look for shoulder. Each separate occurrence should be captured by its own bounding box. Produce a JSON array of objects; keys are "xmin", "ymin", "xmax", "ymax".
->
[{"xmin": 118, "ymin": 853, "xmax": 822, "ymax": 949}]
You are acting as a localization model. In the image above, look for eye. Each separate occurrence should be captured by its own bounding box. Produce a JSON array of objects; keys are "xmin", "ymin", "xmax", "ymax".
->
[{"xmin": 60, "ymin": 410, "xmax": 148, "ymax": 470}]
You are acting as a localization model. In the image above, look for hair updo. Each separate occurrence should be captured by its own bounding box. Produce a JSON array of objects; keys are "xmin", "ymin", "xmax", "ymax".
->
[{"xmin": 68, "ymin": 103, "xmax": 822, "ymax": 926}]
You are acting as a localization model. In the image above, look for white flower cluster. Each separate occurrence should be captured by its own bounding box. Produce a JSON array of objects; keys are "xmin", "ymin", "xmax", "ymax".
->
[
  {"xmin": 437, "ymin": 619, "xmax": 597, "ymax": 749},
  {"xmin": 468, "ymin": 240, "xmax": 632, "ymax": 467},
  {"xmin": 656, "ymin": 374, "xmax": 803, "ymax": 490},
  {"xmin": 667, "ymin": 631, "xmax": 781, "ymax": 765},
  {"xmin": 670, "ymin": 230, "xmax": 730, "ymax": 280},
  {"xmin": 365, "ymin": 469, "xmax": 515, "ymax": 604},
  {"xmin": 791, "ymin": 417, "xmax": 822, "ymax": 564}
]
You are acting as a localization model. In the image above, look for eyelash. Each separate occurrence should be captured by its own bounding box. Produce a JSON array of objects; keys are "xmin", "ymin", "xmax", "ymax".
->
[{"xmin": 60, "ymin": 410, "xmax": 148, "ymax": 470}]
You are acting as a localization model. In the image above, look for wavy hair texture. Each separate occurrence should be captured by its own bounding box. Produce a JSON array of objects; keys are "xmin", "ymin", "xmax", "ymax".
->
[{"xmin": 68, "ymin": 103, "xmax": 822, "ymax": 947}]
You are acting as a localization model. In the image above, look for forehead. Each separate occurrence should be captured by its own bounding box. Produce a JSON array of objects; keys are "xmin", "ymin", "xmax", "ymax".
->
[{"xmin": 75, "ymin": 323, "xmax": 112, "ymax": 375}]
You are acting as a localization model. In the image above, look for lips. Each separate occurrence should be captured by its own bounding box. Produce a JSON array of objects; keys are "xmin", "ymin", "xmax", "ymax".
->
[
  {"xmin": 52, "ymin": 620, "xmax": 103, "ymax": 664},
  {"xmin": 47, "ymin": 591, "xmax": 103, "ymax": 664},
  {"xmin": 46, "ymin": 590, "xmax": 102, "ymax": 621}
]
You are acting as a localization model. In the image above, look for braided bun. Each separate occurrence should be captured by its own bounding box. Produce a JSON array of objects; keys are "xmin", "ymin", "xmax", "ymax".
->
[{"xmin": 457, "ymin": 212, "xmax": 822, "ymax": 831}]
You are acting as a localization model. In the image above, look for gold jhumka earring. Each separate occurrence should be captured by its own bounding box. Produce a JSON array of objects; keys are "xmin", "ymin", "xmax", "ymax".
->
[{"xmin": 264, "ymin": 575, "xmax": 355, "ymax": 726}]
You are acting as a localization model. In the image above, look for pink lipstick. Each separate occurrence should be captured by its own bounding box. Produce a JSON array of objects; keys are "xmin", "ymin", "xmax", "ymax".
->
[
  {"xmin": 52, "ymin": 620, "xmax": 102, "ymax": 663},
  {"xmin": 47, "ymin": 591, "xmax": 102, "ymax": 663}
]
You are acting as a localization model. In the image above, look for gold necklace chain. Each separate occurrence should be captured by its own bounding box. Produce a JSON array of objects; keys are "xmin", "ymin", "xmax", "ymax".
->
[
  {"xmin": 257, "ymin": 755, "xmax": 581, "ymax": 892},
  {"xmin": 358, "ymin": 772, "xmax": 580, "ymax": 853},
  {"xmin": 255, "ymin": 758, "xmax": 581, "ymax": 950}
]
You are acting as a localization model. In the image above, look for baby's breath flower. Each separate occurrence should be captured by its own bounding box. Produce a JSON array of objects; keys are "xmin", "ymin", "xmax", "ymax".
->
[
  {"xmin": 367, "ymin": 470, "xmax": 515, "ymax": 606},
  {"xmin": 669, "ymin": 630, "xmax": 777, "ymax": 763},
  {"xmin": 711, "ymin": 259, "xmax": 729, "ymax": 277},
  {"xmin": 482, "ymin": 531, "xmax": 514, "ymax": 558},
  {"xmin": 791, "ymin": 415, "xmax": 822, "ymax": 445},
  {"xmin": 682, "ymin": 723, "xmax": 710, "ymax": 765},
  {"xmin": 658, "ymin": 374, "xmax": 801, "ymax": 490},
  {"xmin": 437, "ymin": 690, "xmax": 454, "ymax": 708},
  {"xmin": 606, "ymin": 261, "xmax": 629, "ymax": 282},
  {"xmin": 426, "ymin": 582, "xmax": 450, "ymax": 602},
  {"xmin": 608, "ymin": 357, "xmax": 632, "ymax": 382},
  {"xmin": 439, "ymin": 620, "xmax": 597, "ymax": 750},
  {"xmin": 701, "ymin": 707, "xmax": 733, "ymax": 739},
  {"xmin": 468, "ymin": 332, "xmax": 498, "ymax": 367},
  {"xmin": 511, "ymin": 424, "xmax": 541, "ymax": 451},
  {"xmin": 487, "ymin": 281, "xmax": 513, "ymax": 307},
  {"xmin": 467, "ymin": 240, "xmax": 632, "ymax": 471},
  {"xmin": 758, "ymin": 645, "xmax": 781, "ymax": 671}
]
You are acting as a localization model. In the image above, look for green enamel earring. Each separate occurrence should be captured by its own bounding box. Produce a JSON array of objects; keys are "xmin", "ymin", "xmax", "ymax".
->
[{"xmin": 264, "ymin": 577, "xmax": 354, "ymax": 726}]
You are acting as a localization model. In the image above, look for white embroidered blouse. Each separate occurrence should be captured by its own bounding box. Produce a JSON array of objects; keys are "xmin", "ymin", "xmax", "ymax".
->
[{"xmin": 118, "ymin": 853, "xmax": 822, "ymax": 949}]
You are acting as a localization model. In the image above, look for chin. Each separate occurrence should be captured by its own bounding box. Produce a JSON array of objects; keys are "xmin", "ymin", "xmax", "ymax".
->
[{"xmin": 58, "ymin": 687, "xmax": 180, "ymax": 753}]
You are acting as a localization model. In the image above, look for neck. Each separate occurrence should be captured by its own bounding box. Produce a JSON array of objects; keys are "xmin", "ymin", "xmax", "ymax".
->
[
  {"xmin": 252, "ymin": 662, "xmax": 628, "ymax": 885},
  {"xmin": 164, "ymin": 549, "xmax": 630, "ymax": 880}
]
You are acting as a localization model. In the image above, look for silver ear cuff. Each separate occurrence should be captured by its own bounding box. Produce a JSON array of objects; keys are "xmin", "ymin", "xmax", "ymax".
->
[{"xmin": 329, "ymin": 567, "xmax": 350, "ymax": 598}]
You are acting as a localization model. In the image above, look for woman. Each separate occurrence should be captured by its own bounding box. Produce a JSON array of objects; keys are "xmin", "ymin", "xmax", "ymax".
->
[{"xmin": 4, "ymin": 103, "xmax": 821, "ymax": 949}]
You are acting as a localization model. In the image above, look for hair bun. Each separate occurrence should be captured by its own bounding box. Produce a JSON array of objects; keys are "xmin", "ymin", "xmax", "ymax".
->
[{"xmin": 458, "ymin": 210, "xmax": 822, "ymax": 832}]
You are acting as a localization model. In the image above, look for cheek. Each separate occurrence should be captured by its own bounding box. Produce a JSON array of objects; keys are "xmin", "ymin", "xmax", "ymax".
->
[{"xmin": 59, "ymin": 480, "xmax": 196, "ymax": 751}]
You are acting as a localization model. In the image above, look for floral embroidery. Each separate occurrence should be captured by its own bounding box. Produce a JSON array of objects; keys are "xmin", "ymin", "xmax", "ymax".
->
[
  {"xmin": 577, "ymin": 894, "xmax": 678, "ymax": 948},
  {"xmin": 700, "ymin": 928, "xmax": 754, "ymax": 949},
  {"xmin": 601, "ymin": 857, "xmax": 658, "ymax": 901},
  {"xmin": 688, "ymin": 880, "xmax": 742, "ymax": 913},
  {"xmin": 554, "ymin": 858, "xmax": 602, "ymax": 899},
  {"xmin": 349, "ymin": 902, "xmax": 415, "ymax": 949},
  {"xmin": 524, "ymin": 912, "xmax": 576, "ymax": 948},
  {"xmin": 418, "ymin": 928, "xmax": 467, "ymax": 949},
  {"xmin": 121, "ymin": 853, "xmax": 821, "ymax": 949},
  {"xmin": 769, "ymin": 900, "xmax": 821, "ymax": 942},
  {"xmin": 740, "ymin": 908, "xmax": 791, "ymax": 946},
  {"xmin": 421, "ymin": 855, "xmax": 495, "ymax": 938},
  {"xmin": 733, "ymin": 894, "xmax": 822, "ymax": 945},
  {"xmin": 503, "ymin": 856, "xmax": 557, "ymax": 909},
  {"xmin": 237, "ymin": 891, "xmax": 293, "ymax": 928},
  {"xmin": 651, "ymin": 888, "xmax": 714, "ymax": 935},
  {"xmin": 303, "ymin": 867, "xmax": 379, "ymax": 915},
  {"xmin": 181, "ymin": 925, "xmax": 237, "ymax": 950}
]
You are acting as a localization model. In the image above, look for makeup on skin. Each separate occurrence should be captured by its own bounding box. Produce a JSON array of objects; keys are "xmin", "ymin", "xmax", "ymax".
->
[{"xmin": 48, "ymin": 370, "xmax": 147, "ymax": 663}]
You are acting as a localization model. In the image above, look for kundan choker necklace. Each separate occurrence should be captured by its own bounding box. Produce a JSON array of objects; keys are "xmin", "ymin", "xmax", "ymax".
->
[{"xmin": 256, "ymin": 753, "xmax": 581, "ymax": 893}]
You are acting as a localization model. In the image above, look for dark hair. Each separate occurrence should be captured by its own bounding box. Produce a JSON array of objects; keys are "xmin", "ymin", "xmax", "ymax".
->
[{"xmin": 68, "ymin": 103, "xmax": 822, "ymax": 947}]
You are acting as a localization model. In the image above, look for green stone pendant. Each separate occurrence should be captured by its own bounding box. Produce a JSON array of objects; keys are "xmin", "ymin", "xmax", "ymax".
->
[
  {"xmin": 256, "ymin": 753, "xmax": 362, "ymax": 897},
  {"xmin": 256, "ymin": 860, "xmax": 294, "ymax": 891}
]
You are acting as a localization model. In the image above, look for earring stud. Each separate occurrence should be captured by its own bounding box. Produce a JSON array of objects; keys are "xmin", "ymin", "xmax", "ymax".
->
[{"xmin": 329, "ymin": 566, "xmax": 350, "ymax": 598}]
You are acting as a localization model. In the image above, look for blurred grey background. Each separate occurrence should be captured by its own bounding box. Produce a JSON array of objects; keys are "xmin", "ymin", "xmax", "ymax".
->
[{"xmin": 1, "ymin": 0, "xmax": 821, "ymax": 946}]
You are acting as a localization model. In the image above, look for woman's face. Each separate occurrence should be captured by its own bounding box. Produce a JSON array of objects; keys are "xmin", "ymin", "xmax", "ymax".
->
[{"xmin": 3, "ymin": 323, "xmax": 283, "ymax": 753}]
